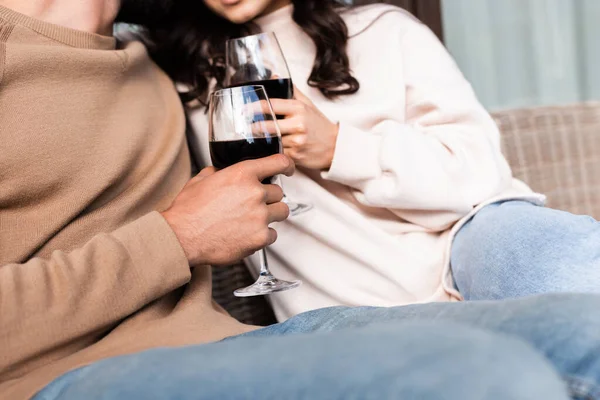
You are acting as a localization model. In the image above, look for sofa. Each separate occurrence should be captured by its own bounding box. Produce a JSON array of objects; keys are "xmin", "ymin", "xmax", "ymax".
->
[{"xmin": 212, "ymin": 102, "xmax": 600, "ymax": 326}]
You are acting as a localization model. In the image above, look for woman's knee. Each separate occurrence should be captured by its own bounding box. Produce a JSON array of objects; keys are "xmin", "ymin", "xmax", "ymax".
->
[
  {"xmin": 455, "ymin": 201, "xmax": 599, "ymax": 264},
  {"xmin": 451, "ymin": 202, "xmax": 528, "ymax": 298},
  {"xmin": 452, "ymin": 202, "xmax": 600, "ymax": 299},
  {"xmin": 454, "ymin": 202, "xmax": 545, "ymax": 263}
]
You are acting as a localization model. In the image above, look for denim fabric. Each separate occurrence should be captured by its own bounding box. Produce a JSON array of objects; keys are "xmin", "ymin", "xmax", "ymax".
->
[
  {"xmin": 35, "ymin": 294, "xmax": 600, "ymax": 400},
  {"xmin": 452, "ymin": 200, "xmax": 600, "ymax": 300}
]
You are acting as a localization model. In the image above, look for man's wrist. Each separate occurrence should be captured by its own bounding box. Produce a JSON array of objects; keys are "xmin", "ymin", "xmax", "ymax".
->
[{"xmin": 160, "ymin": 210, "xmax": 197, "ymax": 266}]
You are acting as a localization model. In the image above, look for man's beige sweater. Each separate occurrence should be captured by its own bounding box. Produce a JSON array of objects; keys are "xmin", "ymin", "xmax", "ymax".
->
[{"xmin": 0, "ymin": 6, "xmax": 254, "ymax": 399}]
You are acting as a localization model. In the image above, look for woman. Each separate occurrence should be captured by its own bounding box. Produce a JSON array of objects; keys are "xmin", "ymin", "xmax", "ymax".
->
[{"xmin": 143, "ymin": 0, "xmax": 600, "ymax": 321}]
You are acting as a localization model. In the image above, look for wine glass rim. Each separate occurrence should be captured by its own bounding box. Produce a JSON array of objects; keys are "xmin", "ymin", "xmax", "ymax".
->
[
  {"xmin": 211, "ymin": 85, "xmax": 267, "ymax": 97},
  {"xmin": 226, "ymin": 31, "xmax": 278, "ymax": 43}
]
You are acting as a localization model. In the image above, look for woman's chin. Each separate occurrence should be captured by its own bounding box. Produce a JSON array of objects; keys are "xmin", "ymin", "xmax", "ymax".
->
[
  {"xmin": 205, "ymin": 0, "xmax": 272, "ymax": 25},
  {"xmin": 226, "ymin": 11, "xmax": 258, "ymax": 25}
]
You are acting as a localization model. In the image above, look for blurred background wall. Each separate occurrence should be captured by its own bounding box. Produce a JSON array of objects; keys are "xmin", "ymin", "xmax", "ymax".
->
[{"xmin": 350, "ymin": 0, "xmax": 600, "ymax": 111}]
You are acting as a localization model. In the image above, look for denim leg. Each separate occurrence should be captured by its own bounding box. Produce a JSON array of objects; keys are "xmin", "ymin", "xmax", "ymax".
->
[
  {"xmin": 451, "ymin": 200, "xmax": 600, "ymax": 300},
  {"xmin": 35, "ymin": 321, "xmax": 567, "ymax": 400},
  {"xmin": 245, "ymin": 293, "xmax": 600, "ymax": 399}
]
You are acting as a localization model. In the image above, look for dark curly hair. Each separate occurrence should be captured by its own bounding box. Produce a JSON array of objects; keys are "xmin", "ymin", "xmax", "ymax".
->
[{"xmin": 139, "ymin": 0, "xmax": 360, "ymax": 105}]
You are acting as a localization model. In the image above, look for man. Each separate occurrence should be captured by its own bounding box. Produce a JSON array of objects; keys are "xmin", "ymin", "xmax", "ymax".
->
[{"xmin": 0, "ymin": 0, "xmax": 599, "ymax": 399}]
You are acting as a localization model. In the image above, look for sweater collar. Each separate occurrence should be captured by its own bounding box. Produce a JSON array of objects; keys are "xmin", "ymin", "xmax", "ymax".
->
[{"xmin": 0, "ymin": 5, "xmax": 116, "ymax": 50}]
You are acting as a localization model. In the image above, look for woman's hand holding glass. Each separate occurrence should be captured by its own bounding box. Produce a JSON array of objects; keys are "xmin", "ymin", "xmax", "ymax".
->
[{"xmin": 268, "ymin": 86, "xmax": 340, "ymax": 171}]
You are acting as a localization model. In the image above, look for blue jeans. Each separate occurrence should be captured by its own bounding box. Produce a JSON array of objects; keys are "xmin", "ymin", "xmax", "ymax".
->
[
  {"xmin": 452, "ymin": 200, "xmax": 600, "ymax": 300},
  {"xmin": 35, "ymin": 294, "xmax": 600, "ymax": 400}
]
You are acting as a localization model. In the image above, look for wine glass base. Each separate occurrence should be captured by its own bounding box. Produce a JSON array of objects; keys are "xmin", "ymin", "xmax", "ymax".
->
[
  {"xmin": 234, "ymin": 276, "xmax": 302, "ymax": 297},
  {"xmin": 288, "ymin": 202, "xmax": 313, "ymax": 217}
]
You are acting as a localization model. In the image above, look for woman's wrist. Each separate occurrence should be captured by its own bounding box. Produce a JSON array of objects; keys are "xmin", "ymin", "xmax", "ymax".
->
[{"xmin": 323, "ymin": 122, "xmax": 340, "ymax": 170}]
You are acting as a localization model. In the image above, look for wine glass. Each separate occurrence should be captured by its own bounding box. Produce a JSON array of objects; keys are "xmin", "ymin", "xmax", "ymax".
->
[
  {"xmin": 209, "ymin": 85, "xmax": 302, "ymax": 297},
  {"xmin": 226, "ymin": 32, "xmax": 313, "ymax": 216}
]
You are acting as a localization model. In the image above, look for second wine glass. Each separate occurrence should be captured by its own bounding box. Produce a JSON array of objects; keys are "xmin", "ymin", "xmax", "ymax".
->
[
  {"xmin": 226, "ymin": 32, "xmax": 313, "ymax": 216},
  {"xmin": 209, "ymin": 85, "xmax": 301, "ymax": 297}
]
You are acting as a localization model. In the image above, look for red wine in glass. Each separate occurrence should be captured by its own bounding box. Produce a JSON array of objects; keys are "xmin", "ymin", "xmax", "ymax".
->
[
  {"xmin": 226, "ymin": 32, "xmax": 313, "ymax": 216},
  {"xmin": 228, "ymin": 77, "xmax": 293, "ymax": 101},
  {"xmin": 209, "ymin": 85, "xmax": 301, "ymax": 297},
  {"xmin": 227, "ymin": 65, "xmax": 293, "ymax": 118},
  {"xmin": 210, "ymin": 136, "xmax": 281, "ymax": 184}
]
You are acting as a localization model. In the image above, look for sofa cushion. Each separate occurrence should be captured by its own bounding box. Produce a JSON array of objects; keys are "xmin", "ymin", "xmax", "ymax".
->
[{"xmin": 493, "ymin": 102, "xmax": 600, "ymax": 219}]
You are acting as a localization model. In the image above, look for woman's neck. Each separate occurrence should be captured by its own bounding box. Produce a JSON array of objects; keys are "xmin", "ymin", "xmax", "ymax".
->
[
  {"xmin": 258, "ymin": 0, "xmax": 292, "ymax": 19},
  {"xmin": 255, "ymin": 1, "xmax": 294, "ymax": 33}
]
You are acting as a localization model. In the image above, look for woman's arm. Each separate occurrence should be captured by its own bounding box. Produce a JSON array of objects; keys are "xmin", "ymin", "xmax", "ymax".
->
[{"xmin": 321, "ymin": 20, "xmax": 512, "ymax": 230}]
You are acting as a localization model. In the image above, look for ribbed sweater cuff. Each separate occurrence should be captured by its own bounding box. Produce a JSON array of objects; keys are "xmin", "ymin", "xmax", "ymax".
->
[{"xmin": 112, "ymin": 212, "xmax": 191, "ymax": 288}]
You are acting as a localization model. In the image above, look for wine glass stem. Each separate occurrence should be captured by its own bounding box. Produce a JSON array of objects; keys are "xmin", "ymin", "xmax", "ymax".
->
[
  {"xmin": 258, "ymin": 249, "xmax": 272, "ymax": 277},
  {"xmin": 273, "ymin": 175, "xmax": 297, "ymax": 213}
]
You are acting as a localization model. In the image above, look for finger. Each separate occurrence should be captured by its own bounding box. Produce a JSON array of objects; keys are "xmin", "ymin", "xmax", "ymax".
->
[
  {"xmin": 244, "ymin": 99, "xmax": 276, "ymax": 116},
  {"xmin": 264, "ymin": 184, "xmax": 284, "ymax": 204},
  {"xmin": 281, "ymin": 134, "xmax": 306, "ymax": 148},
  {"xmin": 251, "ymin": 120, "xmax": 280, "ymax": 136},
  {"xmin": 243, "ymin": 99, "xmax": 298, "ymax": 118},
  {"xmin": 241, "ymin": 154, "xmax": 295, "ymax": 180},
  {"xmin": 282, "ymin": 147, "xmax": 294, "ymax": 160},
  {"xmin": 266, "ymin": 228, "xmax": 278, "ymax": 246},
  {"xmin": 268, "ymin": 98, "xmax": 304, "ymax": 117},
  {"xmin": 252, "ymin": 118, "xmax": 300, "ymax": 136},
  {"xmin": 267, "ymin": 202, "xmax": 290, "ymax": 224}
]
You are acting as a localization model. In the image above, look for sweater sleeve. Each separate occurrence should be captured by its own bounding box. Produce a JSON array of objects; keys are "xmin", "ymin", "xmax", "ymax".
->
[
  {"xmin": 322, "ymin": 18, "xmax": 512, "ymax": 231},
  {"xmin": 0, "ymin": 212, "xmax": 191, "ymax": 373}
]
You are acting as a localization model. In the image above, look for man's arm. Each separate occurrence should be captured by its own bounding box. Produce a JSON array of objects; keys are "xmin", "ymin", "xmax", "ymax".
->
[
  {"xmin": 0, "ymin": 212, "xmax": 191, "ymax": 377},
  {"xmin": 0, "ymin": 155, "xmax": 294, "ymax": 377}
]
